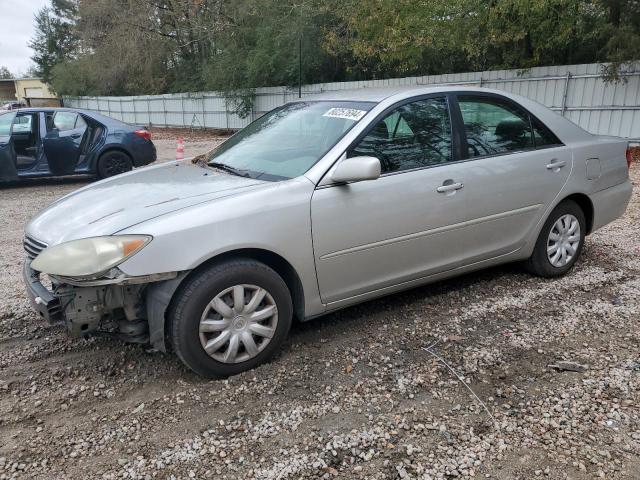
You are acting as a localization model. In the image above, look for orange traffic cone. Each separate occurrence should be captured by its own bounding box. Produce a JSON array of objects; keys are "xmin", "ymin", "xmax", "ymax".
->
[{"xmin": 176, "ymin": 137, "xmax": 185, "ymax": 160}]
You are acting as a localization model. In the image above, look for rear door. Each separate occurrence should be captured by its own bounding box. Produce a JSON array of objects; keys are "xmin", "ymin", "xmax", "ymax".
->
[
  {"xmin": 43, "ymin": 111, "xmax": 88, "ymax": 175},
  {"xmin": 0, "ymin": 112, "xmax": 18, "ymax": 182},
  {"xmin": 454, "ymin": 94, "xmax": 571, "ymax": 262}
]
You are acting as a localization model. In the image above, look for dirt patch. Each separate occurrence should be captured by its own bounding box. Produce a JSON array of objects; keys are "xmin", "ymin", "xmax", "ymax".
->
[
  {"xmin": 0, "ymin": 156, "xmax": 638, "ymax": 479},
  {"xmin": 149, "ymin": 127, "xmax": 234, "ymax": 142},
  {"xmin": 148, "ymin": 128, "xmax": 229, "ymax": 164}
]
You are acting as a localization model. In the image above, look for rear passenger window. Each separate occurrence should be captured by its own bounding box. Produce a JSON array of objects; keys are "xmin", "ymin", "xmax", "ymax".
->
[
  {"xmin": 458, "ymin": 96, "xmax": 534, "ymax": 157},
  {"xmin": 531, "ymin": 116, "xmax": 561, "ymax": 148},
  {"xmin": 75, "ymin": 114, "xmax": 87, "ymax": 129},
  {"xmin": 53, "ymin": 112, "xmax": 78, "ymax": 132},
  {"xmin": 349, "ymin": 97, "xmax": 452, "ymax": 173}
]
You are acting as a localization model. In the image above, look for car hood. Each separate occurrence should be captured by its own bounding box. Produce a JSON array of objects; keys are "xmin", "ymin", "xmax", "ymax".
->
[{"xmin": 26, "ymin": 161, "xmax": 268, "ymax": 246}]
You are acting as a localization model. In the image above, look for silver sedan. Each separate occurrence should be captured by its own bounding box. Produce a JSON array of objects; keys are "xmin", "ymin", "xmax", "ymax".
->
[{"xmin": 23, "ymin": 87, "xmax": 633, "ymax": 378}]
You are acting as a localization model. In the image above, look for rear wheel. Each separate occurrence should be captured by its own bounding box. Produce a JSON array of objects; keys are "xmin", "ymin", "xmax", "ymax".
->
[
  {"xmin": 526, "ymin": 200, "xmax": 586, "ymax": 277},
  {"xmin": 169, "ymin": 259, "xmax": 293, "ymax": 378},
  {"xmin": 97, "ymin": 150, "xmax": 133, "ymax": 178}
]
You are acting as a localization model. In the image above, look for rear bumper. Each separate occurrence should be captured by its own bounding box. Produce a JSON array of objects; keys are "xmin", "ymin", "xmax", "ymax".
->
[
  {"xmin": 589, "ymin": 180, "xmax": 633, "ymax": 232},
  {"xmin": 23, "ymin": 260, "xmax": 63, "ymax": 324},
  {"xmin": 132, "ymin": 141, "xmax": 157, "ymax": 167}
]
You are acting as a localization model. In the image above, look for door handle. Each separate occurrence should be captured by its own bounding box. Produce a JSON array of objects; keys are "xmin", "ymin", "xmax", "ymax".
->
[
  {"xmin": 546, "ymin": 159, "xmax": 566, "ymax": 170},
  {"xmin": 436, "ymin": 182, "xmax": 464, "ymax": 193},
  {"xmin": 70, "ymin": 133, "xmax": 82, "ymax": 139}
]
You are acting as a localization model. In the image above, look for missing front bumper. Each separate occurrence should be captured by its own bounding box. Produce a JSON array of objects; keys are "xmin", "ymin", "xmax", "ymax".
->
[
  {"xmin": 23, "ymin": 259, "xmax": 186, "ymax": 348},
  {"xmin": 23, "ymin": 260, "xmax": 148, "ymax": 338}
]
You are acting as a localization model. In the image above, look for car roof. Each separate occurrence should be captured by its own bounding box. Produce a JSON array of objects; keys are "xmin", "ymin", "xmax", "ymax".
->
[
  {"xmin": 308, "ymin": 85, "xmax": 593, "ymax": 144},
  {"xmin": 306, "ymin": 85, "xmax": 480, "ymax": 102},
  {"xmin": 4, "ymin": 107, "xmax": 133, "ymax": 128},
  {"xmin": 12, "ymin": 107, "xmax": 84, "ymax": 113}
]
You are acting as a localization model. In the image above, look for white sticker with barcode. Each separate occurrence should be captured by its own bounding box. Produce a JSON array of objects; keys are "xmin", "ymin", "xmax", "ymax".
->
[{"xmin": 322, "ymin": 107, "xmax": 367, "ymax": 121}]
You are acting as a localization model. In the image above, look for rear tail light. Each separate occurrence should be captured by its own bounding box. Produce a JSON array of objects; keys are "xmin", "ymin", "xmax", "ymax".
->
[
  {"xmin": 626, "ymin": 147, "xmax": 634, "ymax": 169},
  {"xmin": 134, "ymin": 129, "xmax": 152, "ymax": 141}
]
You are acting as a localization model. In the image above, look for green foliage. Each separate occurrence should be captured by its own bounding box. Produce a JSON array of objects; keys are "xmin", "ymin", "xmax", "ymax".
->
[
  {"xmin": 29, "ymin": 0, "xmax": 80, "ymax": 88},
  {"xmin": 0, "ymin": 66, "xmax": 13, "ymax": 79},
  {"xmin": 200, "ymin": 0, "xmax": 346, "ymax": 114},
  {"xmin": 325, "ymin": 0, "xmax": 636, "ymax": 76},
  {"xmin": 30, "ymin": 0, "xmax": 640, "ymax": 100},
  {"xmin": 50, "ymin": 58, "xmax": 94, "ymax": 96}
]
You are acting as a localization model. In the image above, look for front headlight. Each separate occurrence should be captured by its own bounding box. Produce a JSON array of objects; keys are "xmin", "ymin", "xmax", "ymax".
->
[{"xmin": 31, "ymin": 235, "xmax": 152, "ymax": 277}]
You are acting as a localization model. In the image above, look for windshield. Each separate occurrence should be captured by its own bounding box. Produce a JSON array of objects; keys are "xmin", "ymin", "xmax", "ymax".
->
[
  {"xmin": 208, "ymin": 101, "xmax": 375, "ymax": 180},
  {"xmin": 0, "ymin": 112, "xmax": 16, "ymax": 136}
]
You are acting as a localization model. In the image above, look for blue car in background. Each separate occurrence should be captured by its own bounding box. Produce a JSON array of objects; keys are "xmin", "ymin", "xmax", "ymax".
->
[{"xmin": 0, "ymin": 108, "xmax": 156, "ymax": 182}]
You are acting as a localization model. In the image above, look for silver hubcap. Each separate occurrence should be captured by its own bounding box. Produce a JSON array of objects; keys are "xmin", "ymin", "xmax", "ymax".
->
[
  {"xmin": 199, "ymin": 284, "xmax": 278, "ymax": 364},
  {"xmin": 547, "ymin": 214, "xmax": 581, "ymax": 268}
]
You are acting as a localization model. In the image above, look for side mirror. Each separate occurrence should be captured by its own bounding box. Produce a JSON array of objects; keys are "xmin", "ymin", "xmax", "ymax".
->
[{"xmin": 330, "ymin": 156, "xmax": 381, "ymax": 184}]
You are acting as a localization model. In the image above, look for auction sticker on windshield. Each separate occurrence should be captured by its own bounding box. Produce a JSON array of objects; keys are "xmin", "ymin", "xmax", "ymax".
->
[{"xmin": 322, "ymin": 108, "xmax": 367, "ymax": 121}]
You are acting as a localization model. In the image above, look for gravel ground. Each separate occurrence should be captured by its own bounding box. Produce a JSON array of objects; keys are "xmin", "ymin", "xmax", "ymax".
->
[{"xmin": 0, "ymin": 151, "xmax": 638, "ymax": 479}]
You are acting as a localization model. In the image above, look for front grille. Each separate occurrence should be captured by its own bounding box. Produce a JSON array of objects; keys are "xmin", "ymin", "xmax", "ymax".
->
[{"xmin": 24, "ymin": 235, "xmax": 48, "ymax": 259}]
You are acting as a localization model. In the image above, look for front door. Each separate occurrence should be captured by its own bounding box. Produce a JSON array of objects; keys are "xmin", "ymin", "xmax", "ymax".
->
[
  {"xmin": 43, "ymin": 111, "xmax": 87, "ymax": 176},
  {"xmin": 311, "ymin": 96, "xmax": 469, "ymax": 304},
  {"xmin": 0, "ymin": 112, "xmax": 18, "ymax": 182},
  {"xmin": 12, "ymin": 112, "xmax": 41, "ymax": 171},
  {"xmin": 454, "ymin": 94, "xmax": 572, "ymax": 262}
]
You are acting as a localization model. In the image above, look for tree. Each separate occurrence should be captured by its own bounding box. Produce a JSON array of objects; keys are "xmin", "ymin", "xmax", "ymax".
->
[
  {"xmin": 0, "ymin": 66, "xmax": 13, "ymax": 79},
  {"xmin": 29, "ymin": 0, "xmax": 80, "ymax": 86},
  {"xmin": 31, "ymin": 0, "xmax": 640, "ymax": 97},
  {"xmin": 202, "ymin": 0, "xmax": 347, "ymax": 90},
  {"xmin": 597, "ymin": 0, "xmax": 640, "ymax": 79},
  {"xmin": 324, "ymin": 0, "xmax": 616, "ymax": 78}
]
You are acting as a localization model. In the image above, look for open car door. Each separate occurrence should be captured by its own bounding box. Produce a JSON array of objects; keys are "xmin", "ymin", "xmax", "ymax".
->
[
  {"xmin": 43, "ymin": 111, "xmax": 87, "ymax": 176},
  {"xmin": 0, "ymin": 112, "xmax": 18, "ymax": 182}
]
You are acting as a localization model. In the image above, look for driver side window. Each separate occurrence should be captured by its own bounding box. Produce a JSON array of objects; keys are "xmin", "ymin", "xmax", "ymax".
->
[
  {"xmin": 12, "ymin": 114, "xmax": 32, "ymax": 133},
  {"xmin": 349, "ymin": 97, "xmax": 452, "ymax": 173}
]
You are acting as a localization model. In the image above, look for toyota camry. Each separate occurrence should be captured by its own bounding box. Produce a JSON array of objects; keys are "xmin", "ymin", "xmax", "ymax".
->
[{"xmin": 23, "ymin": 87, "xmax": 633, "ymax": 378}]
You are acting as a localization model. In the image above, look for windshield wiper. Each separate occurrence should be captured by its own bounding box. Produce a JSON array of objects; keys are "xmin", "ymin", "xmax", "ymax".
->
[{"xmin": 208, "ymin": 162, "xmax": 251, "ymax": 178}]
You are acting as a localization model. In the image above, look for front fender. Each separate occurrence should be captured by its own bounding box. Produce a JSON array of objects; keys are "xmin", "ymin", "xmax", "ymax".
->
[{"xmin": 117, "ymin": 176, "xmax": 324, "ymax": 319}]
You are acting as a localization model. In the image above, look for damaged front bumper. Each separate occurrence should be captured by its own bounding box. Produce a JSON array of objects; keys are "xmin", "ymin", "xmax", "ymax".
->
[
  {"xmin": 23, "ymin": 260, "xmax": 64, "ymax": 323},
  {"xmin": 23, "ymin": 259, "xmax": 181, "ymax": 346}
]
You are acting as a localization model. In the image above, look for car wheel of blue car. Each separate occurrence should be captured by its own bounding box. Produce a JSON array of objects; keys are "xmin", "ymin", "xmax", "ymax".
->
[{"xmin": 98, "ymin": 151, "xmax": 133, "ymax": 179}]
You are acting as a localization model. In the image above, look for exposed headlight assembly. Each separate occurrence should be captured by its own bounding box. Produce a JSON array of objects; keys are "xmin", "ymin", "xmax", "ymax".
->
[{"xmin": 31, "ymin": 235, "xmax": 152, "ymax": 278}]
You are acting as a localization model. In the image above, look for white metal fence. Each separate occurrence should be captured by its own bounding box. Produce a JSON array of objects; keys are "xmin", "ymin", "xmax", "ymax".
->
[{"xmin": 64, "ymin": 62, "xmax": 640, "ymax": 140}]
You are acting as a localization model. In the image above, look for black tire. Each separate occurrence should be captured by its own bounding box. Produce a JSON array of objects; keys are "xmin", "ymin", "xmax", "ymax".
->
[
  {"xmin": 526, "ymin": 200, "xmax": 586, "ymax": 277},
  {"xmin": 97, "ymin": 150, "xmax": 133, "ymax": 179},
  {"xmin": 169, "ymin": 258, "xmax": 293, "ymax": 378}
]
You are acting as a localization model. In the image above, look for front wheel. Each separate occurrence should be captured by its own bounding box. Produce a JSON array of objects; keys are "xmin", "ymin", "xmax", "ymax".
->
[
  {"xmin": 97, "ymin": 151, "xmax": 133, "ymax": 179},
  {"xmin": 526, "ymin": 200, "xmax": 586, "ymax": 277},
  {"xmin": 169, "ymin": 259, "xmax": 293, "ymax": 378}
]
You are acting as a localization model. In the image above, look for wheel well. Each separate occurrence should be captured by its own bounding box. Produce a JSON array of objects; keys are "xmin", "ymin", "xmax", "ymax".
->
[
  {"xmin": 189, "ymin": 249, "xmax": 305, "ymax": 322},
  {"xmin": 562, "ymin": 193, "xmax": 594, "ymax": 234}
]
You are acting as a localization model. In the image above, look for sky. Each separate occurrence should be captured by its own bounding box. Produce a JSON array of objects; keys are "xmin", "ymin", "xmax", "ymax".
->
[{"xmin": 0, "ymin": 0, "xmax": 50, "ymax": 76}]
